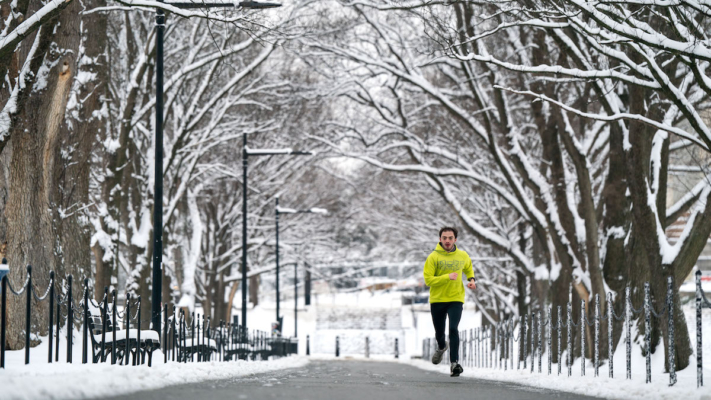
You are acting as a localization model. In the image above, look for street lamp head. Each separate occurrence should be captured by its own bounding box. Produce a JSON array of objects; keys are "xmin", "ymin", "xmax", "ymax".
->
[
  {"xmin": 238, "ymin": 1, "xmax": 282, "ymax": 8},
  {"xmin": 309, "ymin": 208, "xmax": 328, "ymax": 215}
]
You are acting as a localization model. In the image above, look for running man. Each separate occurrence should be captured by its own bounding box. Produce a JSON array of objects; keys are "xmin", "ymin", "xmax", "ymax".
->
[{"xmin": 423, "ymin": 227, "xmax": 476, "ymax": 377}]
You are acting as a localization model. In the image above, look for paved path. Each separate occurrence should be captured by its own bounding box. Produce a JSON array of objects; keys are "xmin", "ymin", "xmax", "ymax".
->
[{"xmin": 102, "ymin": 360, "xmax": 602, "ymax": 400}]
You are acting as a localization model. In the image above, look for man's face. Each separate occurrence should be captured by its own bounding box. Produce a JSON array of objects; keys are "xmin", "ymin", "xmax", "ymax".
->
[{"xmin": 440, "ymin": 231, "xmax": 457, "ymax": 251}]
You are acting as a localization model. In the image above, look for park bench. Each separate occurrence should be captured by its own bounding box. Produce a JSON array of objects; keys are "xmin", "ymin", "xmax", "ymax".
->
[
  {"xmin": 88, "ymin": 306, "xmax": 161, "ymax": 366},
  {"xmin": 177, "ymin": 334, "xmax": 217, "ymax": 362}
]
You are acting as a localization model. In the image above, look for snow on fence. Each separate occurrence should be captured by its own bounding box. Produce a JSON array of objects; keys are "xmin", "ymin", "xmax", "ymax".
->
[
  {"xmin": 0, "ymin": 265, "xmax": 297, "ymax": 369},
  {"xmin": 423, "ymin": 272, "xmax": 711, "ymax": 388}
]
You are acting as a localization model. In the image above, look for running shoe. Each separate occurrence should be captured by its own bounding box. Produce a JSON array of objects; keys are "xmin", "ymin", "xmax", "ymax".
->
[
  {"xmin": 450, "ymin": 362, "xmax": 464, "ymax": 377},
  {"xmin": 431, "ymin": 341, "xmax": 448, "ymax": 365}
]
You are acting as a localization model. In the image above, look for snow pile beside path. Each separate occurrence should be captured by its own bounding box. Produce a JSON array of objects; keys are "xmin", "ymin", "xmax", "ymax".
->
[
  {"xmin": 407, "ymin": 359, "xmax": 711, "ymax": 400},
  {"xmin": 1, "ymin": 356, "xmax": 308, "ymax": 400}
]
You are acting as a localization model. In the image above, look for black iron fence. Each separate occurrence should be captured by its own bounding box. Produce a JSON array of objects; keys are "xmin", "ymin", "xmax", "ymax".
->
[
  {"xmin": 1, "ymin": 266, "xmax": 298, "ymax": 369},
  {"xmin": 423, "ymin": 272, "xmax": 711, "ymax": 388}
]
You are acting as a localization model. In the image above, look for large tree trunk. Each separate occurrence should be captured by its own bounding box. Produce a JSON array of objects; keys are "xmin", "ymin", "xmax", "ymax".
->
[
  {"xmin": 6, "ymin": 0, "xmax": 82, "ymax": 349},
  {"xmin": 600, "ymin": 120, "xmax": 631, "ymax": 361},
  {"xmin": 625, "ymin": 82, "xmax": 693, "ymax": 370}
]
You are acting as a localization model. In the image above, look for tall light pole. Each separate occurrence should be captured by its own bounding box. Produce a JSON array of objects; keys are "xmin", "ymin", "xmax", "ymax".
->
[
  {"xmin": 274, "ymin": 205, "xmax": 327, "ymax": 336},
  {"xmin": 241, "ymin": 139, "xmax": 311, "ymax": 332},
  {"xmin": 151, "ymin": 0, "xmax": 281, "ymax": 334}
]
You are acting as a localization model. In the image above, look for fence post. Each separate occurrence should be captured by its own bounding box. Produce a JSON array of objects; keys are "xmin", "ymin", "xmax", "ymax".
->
[
  {"xmin": 557, "ymin": 305, "xmax": 562, "ymax": 376},
  {"xmin": 164, "ymin": 303, "xmax": 169, "ymax": 363},
  {"xmin": 508, "ymin": 322, "xmax": 512, "ymax": 370},
  {"xmin": 480, "ymin": 328, "xmax": 484, "ymax": 368},
  {"xmin": 48, "ymin": 271, "xmax": 54, "ymax": 363},
  {"xmin": 67, "ymin": 275, "xmax": 73, "ymax": 363},
  {"xmin": 477, "ymin": 328, "xmax": 480, "ymax": 368},
  {"xmin": 548, "ymin": 307, "xmax": 552, "ymax": 375},
  {"xmin": 486, "ymin": 327, "xmax": 489, "ymax": 368},
  {"xmin": 25, "ymin": 265, "xmax": 32, "ymax": 364},
  {"xmin": 580, "ymin": 299, "xmax": 585, "ymax": 376},
  {"xmin": 55, "ymin": 295, "xmax": 60, "ymax": 363},
  {"xmin": 667, "ymin": 276, "xmax": 676, "ymax": 386},
  {"xmin": 523, "ymin": 314, "xmax": 528, "ymax": 370},
  {"xmin": 469, "ymin": 328, "xmax": 473, "ymax": 367},
  {"xmin": 395, "ymin": 338, "xmax": 399, "ymax": 359},
  {"xmin": 172, "ymin": 306, "xmax": 177, "ymax": 362},
  {"xmin": 697, "ymin": 270, "xmax": 703, "ymax": 388},
  {"xmin": 463, "ymin": 330, "xmax": 467, "ymax": 367},
  {"xmin": 205, "ymin": 316, "xmax": 210, "ymax": 362},
  {"xmin": 567, "ymin": 302, "xmax": 572, "ymax": 377},
  {"xmin": 307, "ymin": 334, "xmax": 310, "ymax": 356},
  {"xmin": 1, "ymin": 275, "xmax": 6, "ymax": 368},
  {"xmin": 531, "ymin": 313, "xmax": 535, "ymax": 373},
  {"xmin": 125, "ymin": 293, "xmax": 131, "ymax": 366},
  {"xmin": 191, "ymin": 312, "xmax": 195, "ymax": 362},
  {"xmin": 82, "ymin": 277, "xmax": 88, "ymax": 364},
  {"xmin": 514, "ymin": 318, "xmax": 518, "ymax": 370},
  {"xmin": 136, "ymin": 297, "xmax": 142, "ymax": 365},
  {"xmin": 626, "ymin": 286, "xmax": 631, "ymax": 379},
  {"xmin": 489, "ymin": 325, "xmax": 493, "ymax": 368},
  {"xmin": 100, "ymin": 287, "xmax": 108, "ymax": 363},
  {"xmin": 365, "ymin": 336, "xmax": 370, "ymax": 358},
  {"xmin": 608, "ymin": 292, "xmax": 613, "ymax": 378},
  {"xmin": 538, "ymin": 311, "xmax": 542, "ymax": 373},
  {"xmin": 112, "ymin": 290, "xmax": 117, "ymax": 365},
  {"xmin": 196, "ymin": 314, "xmax": 201, "ymax": 362},
  {"xmin": 505, "ymin": 323, "xmax": 509, "ymax": 371},
  {"xmin": 494, "ymin": 325, "xmax": 498, "ymax": 369},
  {"xmin": 181, "ymin": 311, "xmax": 186, "ymax": 363},
  {"xmin": 644, "ymin": 282, "xmax": 651, "ymax": 383},
  {"xmin": 336, "ymin": 336, "xmax": 340, "ymax": 357},
  {"xmin": 595, "ymin": 294, "xmax": 600, "ymax": 377},
  {"xmin": 500, "ymin": 324, "xmax": 504, "ymax": 369}
]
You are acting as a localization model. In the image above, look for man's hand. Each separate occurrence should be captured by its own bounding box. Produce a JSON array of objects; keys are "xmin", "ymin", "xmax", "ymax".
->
[
  {"xmin": 449, "ymin": 272, "xmax": 458, "ymax": 280},
  {"xmin": 467, "ymin": 280, "xmax": 477, "ymax": 290}
]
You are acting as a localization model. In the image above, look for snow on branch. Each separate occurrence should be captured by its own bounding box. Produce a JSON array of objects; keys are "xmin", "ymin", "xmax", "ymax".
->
[
  {"xmin": 456, "ymin": 52, "xmax": 659, "ymax": 89},
  {"xmin": 113, "ymin": 0, "xmax": 255, "ymax": 22},
  {"xmin": 497, "ymin": 86, "xmax": 710, "ymax": 151},
  {"xmin": 0, "ymin": 0, "xmax": 75, "ymax": 60},
  {"xmin": 566, "ymin": 0, "xmax": 711, "ymax": 62}
]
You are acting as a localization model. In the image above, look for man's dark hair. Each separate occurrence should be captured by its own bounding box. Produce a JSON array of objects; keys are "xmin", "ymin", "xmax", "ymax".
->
[{"xmin": 439, "ymin": 226, "xmax": 458, "ymax": 239}]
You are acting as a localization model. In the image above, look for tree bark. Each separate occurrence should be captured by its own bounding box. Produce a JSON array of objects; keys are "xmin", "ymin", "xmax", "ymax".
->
[{"xmin": 5, "ymin": 0, "xmax": 84, "ymax": 350}]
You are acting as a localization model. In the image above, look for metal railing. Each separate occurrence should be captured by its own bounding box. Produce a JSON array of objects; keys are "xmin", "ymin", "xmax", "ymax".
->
[
  {"xmin": 423, "ymin": 273, "xmax": 710, "ymax": 388},
  {"xmin": 1, "ymin": 266, "xmax": 298, "ymax": 369}
]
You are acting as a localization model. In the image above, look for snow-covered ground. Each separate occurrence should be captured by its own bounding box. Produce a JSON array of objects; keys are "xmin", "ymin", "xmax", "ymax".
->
[
  {"xmin": 406, "ymin": 302, "xmax": 711, "ymax": 400},
  {"xmin": 1, "ymin": 288, "xmax": 710, "ymax": 399},
  {"xmin": 408, "ymin": 353, "xmax": 710, "ymax": 400},
  {"xmin": 1, "ymin": 353, "xmax": 308, "ymax": 400}
]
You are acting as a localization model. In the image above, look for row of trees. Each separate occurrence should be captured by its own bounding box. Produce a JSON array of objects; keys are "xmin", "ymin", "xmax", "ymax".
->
[
  {"xmin": 1, "ymin": 0, "xmax": 709, "ymax": 374},
  {"xmin": 0, "ymin": 0, "xmax": 352, "ymax": 348},
  {"xmin": 300, "ymin": 0, "xmax": 711, "ymax": 371}
]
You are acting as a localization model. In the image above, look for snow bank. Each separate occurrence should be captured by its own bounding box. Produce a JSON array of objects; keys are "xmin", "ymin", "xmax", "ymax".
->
[
  {"xmin": 0, "ymin": 355, "xmax": 308, "ymax": 400},
  {"xmin": 408, "ymin": 357, "xmax": 710, "ymax": 400},
  {"xmin": 407, "ymin": 304, "xmax": 711, "ymax": 399}
]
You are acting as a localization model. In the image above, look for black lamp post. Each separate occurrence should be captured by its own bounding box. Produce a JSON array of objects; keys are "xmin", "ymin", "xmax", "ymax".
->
[
  {"xmin": 151, "ymin": 0, "xmax": 281, "ymax": 335},
  {"xmin": 241, "ymin": 137, "xmax": 311, "ymax": 333},
  {"xmin": 274, "ymin": 203, "xmax": 327, "ymax": 336}
]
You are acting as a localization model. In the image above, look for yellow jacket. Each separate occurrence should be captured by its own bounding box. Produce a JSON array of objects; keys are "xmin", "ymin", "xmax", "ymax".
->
[{"xmin": 423, "ymin": 243, "xmax": 474, "ymax": 303}]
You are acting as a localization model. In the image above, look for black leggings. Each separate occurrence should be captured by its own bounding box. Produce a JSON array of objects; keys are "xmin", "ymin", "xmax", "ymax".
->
[{"xmin": 430, "ymin": 301, "xmax": 463, "ymax": 363}]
